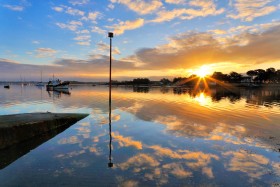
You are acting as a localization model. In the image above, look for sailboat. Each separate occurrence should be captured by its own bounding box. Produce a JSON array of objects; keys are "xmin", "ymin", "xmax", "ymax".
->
[{"xmin": 35, "ymin": 71, "xmax": 44, "ymax": 87}]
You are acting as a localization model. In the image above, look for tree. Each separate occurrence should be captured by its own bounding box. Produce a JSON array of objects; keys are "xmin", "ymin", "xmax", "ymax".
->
[
  {"xmin": 132, "ymin": 78, "xmax": 150, "ymax": 85},
  {"xmin": 211, "ymin": 72, "xmax": 229, "ymax": 82},
  {"xmin": 160, "ymin": 78, "xmax": 171, "ymax": 85},
  {"xmin": 254, "ymin": 69, "xmax": 266, "ymax": 83},
  {"xmin": 265, "ymin": 68, "xmax": 276, "ymax": 83},
  {"xmin": 246, "ymin": 70, "xmax": 256, "ymax": 77},
  {"xmin": 229, "ymin": 71, "xmax": 242, "ymax": 83}
]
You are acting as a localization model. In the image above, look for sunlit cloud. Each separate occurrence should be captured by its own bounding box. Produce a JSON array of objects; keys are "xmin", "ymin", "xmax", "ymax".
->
[
  {"xmin": 58, "ymin": 136, "xmax": 80, "ymax": 144},
  {"xmin": 35, "ymin": 48, "xmax": 57, "ymax": 58},
  {"xmin": 150, "ymin": 0, "xmax": 224, "ymax": 23},
  {"xmin": 165, "ymin": 0, "xmax": 185, "ymax": 5},
  {"xmin": 118, "ymin": 153, "xmax": 160, "ymax": 170},
  {"xmin": 86, "ymin": 11, "xmax": 102, "ymax": 23},
  {"xmin": 112, "ymin": 132, "xmax": 143, "ymax": 149},
  {"xmin": 111, "ymin": 0, "xmax": 162, "ymax": 15},
  {"xmin": 109, "ymin": 18, "xmax": 145, "ymax": 35},
  {"xmin": 162, "ymin": 163, "xmax": 192, "ymax": 178},
  {"xmin": 223, "ymin": 150, "xmax": 270, "ymax": 179},
  {"xmin": 228, "ymin": 0, "xmax": 278, "ymax": 21},
  {"xmin": 56, "ymin": 21, "xmax": 83, "ymax": 31}
]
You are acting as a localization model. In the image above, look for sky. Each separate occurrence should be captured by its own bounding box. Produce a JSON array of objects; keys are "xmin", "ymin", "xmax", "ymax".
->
[{"xmin": 0, "ymin": 0, "xmax": 280, "ymax": 81}]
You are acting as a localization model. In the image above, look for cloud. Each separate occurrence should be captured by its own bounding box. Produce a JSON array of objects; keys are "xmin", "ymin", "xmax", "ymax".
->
[
  {"xmin": 58, "ymin": 136, "xmax": 80, "ymax": 144},
  {"xmin": 112, "ymin": 132, "xmax": 143, "ymax": 149},
  {"xmin": 52, "ymin": 6, "xmax": 63, "ymax": 12},
  {"xmin": 3, "ymin": 5, "xmax": 24, "ymax": 11},
  {"xmin": 69, "ymin": 0, "xmax": 89, "ymax": 6},
  {"xmin": 165, "ymin": 0, "xmax": 185, "ymax": 4},
  {"xmin": 151, "ymin": 0, "xmax": 224, "ymax": 23},
  {"xmin": 76, "ymin": 41, "xmax": 91, "ymax": 46},
  {"xmin": 96, "ymin": 42, "xmax": 121, "ymax": 55},
  {"xmin": 35, "ymin": 48, "xmax": 57, "ymax": 58},
  {"xmin": 32, "ymin": 40, "xmax": 40, "ymax": 44},
  {"xmin": 223, "ymin": 150, "xmax": 270, "ymax": 179},
  {"xmin": 110, "ymin": 18, "xmax": 145, "ymax": 35},
  {"xmin": 131, "ymin": 25, "xmax": 280, "ymax": 70},
  {"xmin": 107, "ymin": 3, "xmax": 115, "ymax": 9},
  {"xmin": 1, "ymin": 25, "xmax": 280, "ymax": 81},
  {"xmin": 162, "ymin": 163, "xmax": 192, "ymax": 178},
  {"xmin": 91, "ymin": 26, "xmax": 106, "ymax": 35},
  {"xmin": 111, "ymin": 0, "xmax": 162, "ymax": 15},
  {"xmin": 74, "ymin": 35, "xmax": 91, "ymax": 41},
  {"xmin": 56, "ymin": 21, "xmax": 83, "ymax": 31},
  {"xmin": 228, "ymin": 0, "xmax": 278, "ymax": 21},
  {"xmin": 65, "ymin": 6, "xmax": 85, "ymax": 16},
  {"xmin": 76, "ymin": 29, "xmax": 90, "ymax": 34},
  {"xmin": 89, "ymin": 11, "xmax": 101, "ymax": 21},
  {"xmin": 118, "ymin": 153, "xmax": 160, "ymax": 170}
]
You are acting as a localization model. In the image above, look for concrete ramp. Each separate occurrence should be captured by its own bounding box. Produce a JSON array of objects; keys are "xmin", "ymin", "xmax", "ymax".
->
[{"xmin": 0, "ymin": 112, "xmax": 89, "ymax": 150}]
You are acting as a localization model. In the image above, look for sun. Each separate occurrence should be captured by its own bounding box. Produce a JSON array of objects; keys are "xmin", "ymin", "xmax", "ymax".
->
[{"xmin": 194, "ymin": 65, "xmax": 211, "ymax": 78}]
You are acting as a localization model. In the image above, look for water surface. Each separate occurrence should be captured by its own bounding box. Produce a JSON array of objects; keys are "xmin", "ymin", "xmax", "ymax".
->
[{"xmin": 0, "ymin": 85, "xmax": 279, "ymax": 186}]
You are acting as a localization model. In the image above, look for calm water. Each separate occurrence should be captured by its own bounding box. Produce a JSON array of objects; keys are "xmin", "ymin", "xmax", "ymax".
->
[{"xmin": 0, "ymin": 85, "xmax": 279, "ymax": 186}]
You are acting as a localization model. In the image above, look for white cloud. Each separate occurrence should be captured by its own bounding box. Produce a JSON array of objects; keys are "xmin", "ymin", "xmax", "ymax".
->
[
  {"xmin": 32, "ymin": 40, "xmax": 40, "ymax": 44},
  {"xmin": 74, "ymin": 35, "xmax": 91, "ymax": 41},
  {"xmin": 65, "ymin": 6, "xmax": 85, "ymax": 16},
  {"xmin": 91, "ymin": 26, "xmax": 106, "ymax": 35},
  {"xmin": 228, "ymin": 0, "xmax": 278, "ymax": 21},
  {"xmin": 3, "ymin": 5, "xmax": 24, "ymax": 11},
  {"xmin": 56, "ymin": 21, "xmax": 83, "ymax": 31},
  {"xmin": 76, "ymin": 29, "xmax": 90, "ymax": 34},
  {"xmin": 108, "ymin": 3, "xmax": 115, "ymax": 9},
  {"xmin": 69, "ymin": 0, "xmax": 89, "ymax": 6},
  {"xmin": 111, "ymin": 0, "xmax": 162, "ymax": 15},
  {"xmin": 109, "ymin": 18, "xmax": 145, "ymax": 35},
  {"xmin": 52, "ymin": 6, "xmax": 63, "ymax": 12}
]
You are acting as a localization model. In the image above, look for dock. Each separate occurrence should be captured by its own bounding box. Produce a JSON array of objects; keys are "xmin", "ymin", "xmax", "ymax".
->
[{"xmin": 0, "ymin": 112, "xmax": 88, "ymax": 150}]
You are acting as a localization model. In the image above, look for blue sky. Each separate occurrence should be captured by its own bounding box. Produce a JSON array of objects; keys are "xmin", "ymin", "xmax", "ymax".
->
[{"xmin": 0, "ymin": 0, "xmax": 280, "ymax": 81}]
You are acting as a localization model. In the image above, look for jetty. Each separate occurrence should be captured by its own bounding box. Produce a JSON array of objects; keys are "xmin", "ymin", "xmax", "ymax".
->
[{"xmin": 0, "ymin": 112, "xmax": 88, "ymax": 150}]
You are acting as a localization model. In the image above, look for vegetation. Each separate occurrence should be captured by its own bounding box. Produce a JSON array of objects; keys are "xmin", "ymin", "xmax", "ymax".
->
[{"xmin": 107, "ymin": 67, "xmax": 280, "ymax": 86}]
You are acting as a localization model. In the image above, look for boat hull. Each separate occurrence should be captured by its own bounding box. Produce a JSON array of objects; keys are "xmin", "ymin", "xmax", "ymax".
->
[{"xmin": 46, "ymin": 82, "xmax": 69, "ymax": 91}]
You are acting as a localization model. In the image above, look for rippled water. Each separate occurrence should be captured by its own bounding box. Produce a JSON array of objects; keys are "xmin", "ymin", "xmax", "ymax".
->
[{"xmin": 0, "ymin": 85, "xmax": 279, "ymax": 186}]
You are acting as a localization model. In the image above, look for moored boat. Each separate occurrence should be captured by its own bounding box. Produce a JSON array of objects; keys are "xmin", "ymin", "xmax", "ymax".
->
[
  {"xmin": 46, "ymin": 77, "xmax": 69, "ymax": 91},
  {"xmin": 4, "ymin": 85, "xmax": 10, "ymax": 89}
]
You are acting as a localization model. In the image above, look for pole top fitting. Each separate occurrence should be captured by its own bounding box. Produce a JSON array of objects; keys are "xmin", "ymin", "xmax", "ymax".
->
[{"xmin": 108, "ymin": 32, "xmax": 114, "ymax": 38}]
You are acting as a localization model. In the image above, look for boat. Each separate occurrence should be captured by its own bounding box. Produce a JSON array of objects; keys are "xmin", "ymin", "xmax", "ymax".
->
[
  {"xmin": 46, "ymin": 76, "xmax": 69, "ymax": 91},
  {"xmin": 4, "ymin": 85, "xmax": 10, "ymax": 89}
]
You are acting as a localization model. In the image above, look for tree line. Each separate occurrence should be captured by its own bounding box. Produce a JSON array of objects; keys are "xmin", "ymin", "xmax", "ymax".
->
[{"xmin": 109, "ymin": 67, "xmax": 280, "ymax": 86}]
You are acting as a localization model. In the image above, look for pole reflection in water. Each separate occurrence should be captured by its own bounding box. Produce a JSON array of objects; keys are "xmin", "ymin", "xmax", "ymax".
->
[
  {"xmin": 108, "ymin": 31, "xmax": 114, "ymax": 168},
  {"xmin": 108, "ymin": 90, "xmax": 113, "ymax": 168}
]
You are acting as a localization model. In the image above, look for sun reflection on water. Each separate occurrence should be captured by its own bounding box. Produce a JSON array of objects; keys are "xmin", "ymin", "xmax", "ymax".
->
[{"xmin": 194, "ymin": 92, "xmax": 212, "ymax": 106}]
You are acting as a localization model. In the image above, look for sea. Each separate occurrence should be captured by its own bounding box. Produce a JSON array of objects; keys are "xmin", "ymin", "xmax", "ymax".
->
[{"xmin": 0, "ymin": 84, "xmax": 279, "ymax": 186}]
